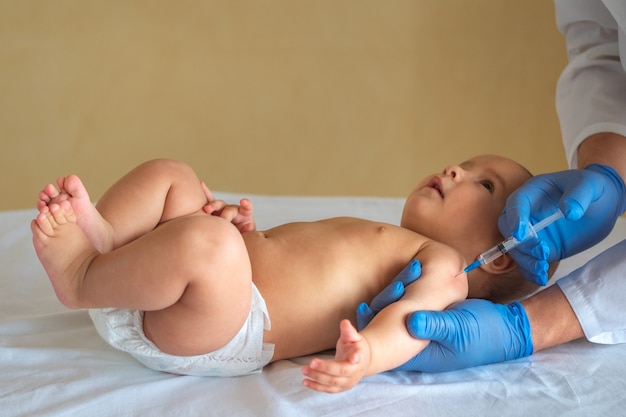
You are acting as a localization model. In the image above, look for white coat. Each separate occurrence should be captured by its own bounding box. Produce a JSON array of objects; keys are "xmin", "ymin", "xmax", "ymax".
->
[{"xmin": 554, "ymin": 0, "xmax": 626, "ymax": 344}]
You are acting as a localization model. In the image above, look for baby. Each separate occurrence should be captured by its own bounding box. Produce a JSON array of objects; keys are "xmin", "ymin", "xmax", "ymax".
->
[{"xmin": 31, "ymin": 156, "xmax": 538, "ymax": 393}]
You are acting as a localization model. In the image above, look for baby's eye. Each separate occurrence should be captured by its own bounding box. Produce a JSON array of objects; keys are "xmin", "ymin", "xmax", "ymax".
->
[{"xmin": 480, "ymin": 180, "xmax": 494, "ymax": 193}]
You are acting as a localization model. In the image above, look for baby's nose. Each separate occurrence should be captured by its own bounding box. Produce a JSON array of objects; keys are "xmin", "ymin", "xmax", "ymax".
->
[{"xmin": 443, "ymin": 165, "xmax": 464, "ymax": 180}]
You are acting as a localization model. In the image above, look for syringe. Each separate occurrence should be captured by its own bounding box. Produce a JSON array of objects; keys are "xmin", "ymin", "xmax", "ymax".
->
[{"xmin": 462, "ymin": 209, "xmax": 564, "ymax": 274}]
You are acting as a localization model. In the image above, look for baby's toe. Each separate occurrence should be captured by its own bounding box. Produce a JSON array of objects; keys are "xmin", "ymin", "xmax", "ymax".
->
[
  {"xmin": 43, "ymin": 183, "xmax": 60, "ymax": 200},
  {"xmin": 35, "ymin": 211, "xmax": 56, "ymax": 236},
  {"xmin": 49, "ymin": 204, "xmax": 69, "ymax": 225},
  {"xmin": 59, "ymin": 200, "xmax": 77, "ymax": 223}
]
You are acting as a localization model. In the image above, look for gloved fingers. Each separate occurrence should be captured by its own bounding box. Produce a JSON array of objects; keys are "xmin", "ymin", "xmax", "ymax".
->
[
  {"xmin": 406, "ymin": 310, "xmax": 456, "ymax": 342},
  {"xmin": 356, "ymin": 260, "xmax": 421, "ymax": 330},
  {"xmin": 559, "ymin": 175, "xmax": 596, "ymax": 221},
  {"xmin": 368, "ymin": 281, "xmax": 405, "ymax": 312},
  {"xmin": 368, "ymin": 260, "xmax": 420, "ymax": 311},
  {"xmin": 355, "ymin": 302, "xmax": 374, "ymax": 331},
  {"xmin": 507, "ymin": 243, "xmax": 550, "ymax": 285},
  {"xmin": 406, "ymin": 299, "xmax": 487, "ymax": 342},
  {"xmin": 394, "ymin": 259, "xmax": 422, "ymax": 286},
  {"xmin": 404, "ymin": 300, "xmax": 534, "ymax": 372},
  {"xmin": 558, "ymin": 164, "xmax": 626, "ymax": 220}
]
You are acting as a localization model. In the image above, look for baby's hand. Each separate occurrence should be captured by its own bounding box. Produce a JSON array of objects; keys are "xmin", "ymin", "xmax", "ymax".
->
[
  {"xmin": 201, "ymin": 183, "xmax": 256, "ymax": 233},
  {"xmin": 200, "ymin": 182, "xmax": 216, "ymax": 203},
  {"xmin": 302, "ymin": 320, "xmax": 370, "ymax": 394}
]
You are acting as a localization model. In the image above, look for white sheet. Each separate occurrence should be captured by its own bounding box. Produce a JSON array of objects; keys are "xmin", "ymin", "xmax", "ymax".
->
[{"xmin": 2, "ymin": 193, "xmax": 626, "ymax": 417}]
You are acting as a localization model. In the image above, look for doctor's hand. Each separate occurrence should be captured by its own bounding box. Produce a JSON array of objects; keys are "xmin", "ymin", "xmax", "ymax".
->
[
  {"xmin": 355, "ymin": 259, "xmax": 421, "ymax": 330},
  {"xmin": 395, "ymin": 299, "xmax": 533, "ymax": 372},
  {"xmin": 498, "ymin": 164, "xmax": 626, "ymax": 285}
]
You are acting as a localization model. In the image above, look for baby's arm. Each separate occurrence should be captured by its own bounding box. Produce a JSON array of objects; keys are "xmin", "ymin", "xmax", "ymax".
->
[
  {"xmin": 201, "ymin": 182, "xmax": 256, "ymax": 233},
  {"xmin": 302, "ymin": 319, "xmax": 371, "ymax": 393},
  {"xmin": 303, "ymin": 241, "xmax": 468, "ymax": 393},
  {"xmin": 302, "ymin": 296, "xmax": 430, "ymax": 393}
]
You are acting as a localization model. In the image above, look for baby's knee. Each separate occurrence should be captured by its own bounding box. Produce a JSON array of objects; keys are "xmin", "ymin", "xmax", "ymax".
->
[
  {"xmin": 143, "ymin": 158, "xmax": 197, "ymax": 181},
  {"xmin": 178, "ymin": 216, "xmax": 249, "ymax": 275}
]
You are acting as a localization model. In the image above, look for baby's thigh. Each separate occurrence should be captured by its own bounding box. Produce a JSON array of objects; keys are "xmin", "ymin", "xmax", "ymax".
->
[
  {"xmin": 159, "ymin": 160, "xmax": 213, "ymax": 222},
  {"xmin": 144, "ymin": 215, "xmax": 253, "ymax": 356}
]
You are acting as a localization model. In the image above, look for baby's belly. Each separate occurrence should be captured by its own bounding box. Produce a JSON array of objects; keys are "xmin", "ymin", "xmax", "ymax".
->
[{"xmin": 242, "ymin": 218, "xmax": 423, "ymax": 360}]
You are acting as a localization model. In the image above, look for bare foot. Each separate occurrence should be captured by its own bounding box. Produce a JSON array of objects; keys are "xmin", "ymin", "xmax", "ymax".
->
[
  {"xmin": 37, "ymin": 175, "xmax": 113, "ymax": 253},
  {"xmin": 31, "ymin": 201, "xmax": 98, "ymax": 309}
]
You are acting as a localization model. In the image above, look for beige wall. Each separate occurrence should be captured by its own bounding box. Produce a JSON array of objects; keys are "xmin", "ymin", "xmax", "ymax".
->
[{"xmin": 1, "ymin": 1, "xmax": 567, "ymax": 211}]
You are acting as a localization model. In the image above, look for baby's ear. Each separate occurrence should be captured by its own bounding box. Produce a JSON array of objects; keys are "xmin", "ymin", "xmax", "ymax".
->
[{"xmin": 480, "ymin": 253, "xmax": 517, "ymax": 275}]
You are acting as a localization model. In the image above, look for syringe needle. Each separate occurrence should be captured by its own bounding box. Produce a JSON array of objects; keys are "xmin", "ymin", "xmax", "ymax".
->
[
  {"xmin": 461, "ymin": 210, "xmax": 564, "ymax": 275},
  {"xmin": 462, "ymin": 259, "xmax": 482, "ymax": 274}
]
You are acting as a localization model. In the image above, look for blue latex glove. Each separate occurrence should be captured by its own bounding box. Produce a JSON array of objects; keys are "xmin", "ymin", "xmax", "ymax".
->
[
  {"xmin": 395, "ymin": 299, "xmax": 533, "ymax": 372},
  {"xmin": 498, "ymin": 164, "xmax": 626, "ymax": 285},
  {"xmin": 356, "ymin": 259, "xmax": 421, "ymax": 331}
]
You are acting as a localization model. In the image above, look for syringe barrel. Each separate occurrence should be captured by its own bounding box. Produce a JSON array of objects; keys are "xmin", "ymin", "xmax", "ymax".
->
[
  {"xmin": 499, "ymin": 235, "xmax": 521, "ymax": 253},
  {"xmin": 478, "ymin": 235, "xmax": 521, "ymax": 265},
  {"xmin": 478, "ymin": 244, "xmax": 507, "ymax": 265}
]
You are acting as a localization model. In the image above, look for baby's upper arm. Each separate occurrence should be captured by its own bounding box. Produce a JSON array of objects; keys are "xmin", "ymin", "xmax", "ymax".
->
[
  {"xmin": 356, "ymin": 240, "xmax": 468, "ymax": 375},
  {"xmin": 403, "ymin": 240, "xmax": 468, "ymax": 311}
]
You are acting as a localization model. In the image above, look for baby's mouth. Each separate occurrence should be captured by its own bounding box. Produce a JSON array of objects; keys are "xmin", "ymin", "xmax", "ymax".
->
[{"xmin": 428, "ymin": 178, "xmax": 444, "ymax": 198}]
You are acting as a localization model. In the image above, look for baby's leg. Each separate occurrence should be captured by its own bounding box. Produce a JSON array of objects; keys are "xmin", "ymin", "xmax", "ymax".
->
[
  {"xmin": 32, "ymin": 200, "xmax": 101, "ymax": 307},
  {"xmin": 37, "ymin": 175, "xmax": 114, "ymax": 253},
  {"xmin": 95, "ymin": 159, "xmax": 212, "ymax": 249},
  {"xmin": 33, "ymin": 202, "xmax": 252, "ymax": 356},
  {"xmin": 38, "ymin": 159, "xmax": 211, "ymax": 252},
  {"xmin": 141, "ymin": 216, "xmax": 253, "ymax": 356}
]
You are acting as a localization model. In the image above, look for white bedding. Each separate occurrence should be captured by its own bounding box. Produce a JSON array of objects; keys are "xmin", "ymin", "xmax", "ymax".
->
[{"xmin": 2, "ymin": 193, "xmax": 626, "ymax": 417}]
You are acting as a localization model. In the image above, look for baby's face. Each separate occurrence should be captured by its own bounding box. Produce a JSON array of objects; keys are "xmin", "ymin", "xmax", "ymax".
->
[{"xmin": 401, "ymin": 155, "xmax": 531, "ymax": 262}]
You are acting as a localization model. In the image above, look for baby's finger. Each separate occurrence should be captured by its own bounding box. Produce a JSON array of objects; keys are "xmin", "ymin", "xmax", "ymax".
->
[
  {"xmin": 303, "ymin": 368, "xmax": 351, "ymax": 389},
  {"xmin": 239, "ymin": 198, "xmax": 254, "ymax": 213},
  {"xmin": 302, "ymin": 363, "xmax": 354, "ymax": 393},
  {"xmin": 218, "ymin": 205, "xmax": 240, "ymax": 222},
  {"xmin": 338, "ymin": 319, "xmax": 362, "ymax": 345},
  {"xmin": 303, "ymin": 357, "xmax": 359, "ymax": 383},
  {"xmin": 204, "ymin": 199, "xmax": 227, "ymax": 214},
  {"xmin": 302, "ymin": 376, "xmax": 347, "ymax": 394},
  {"xmin": 200, "ymin": 182, "xmax": 214, "ymax": 202}
]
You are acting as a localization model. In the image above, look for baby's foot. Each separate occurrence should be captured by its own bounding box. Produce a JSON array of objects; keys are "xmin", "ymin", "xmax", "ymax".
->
[
  {"xmin": 31, "ymin": 200, "xmax": 98, "ymax": 309},
  {"xmin": 37, "ymin": 176, "xmax": 76, "ymax": 211},
  {"xmin": 37, "ymin": 175, "xmax": 113, "ymax": 253}
]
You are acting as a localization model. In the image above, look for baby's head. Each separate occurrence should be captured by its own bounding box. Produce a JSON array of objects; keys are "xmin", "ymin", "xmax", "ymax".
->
[{"xmin": 401, "ymin": 154, "xmax": 550, "ymax": 302}]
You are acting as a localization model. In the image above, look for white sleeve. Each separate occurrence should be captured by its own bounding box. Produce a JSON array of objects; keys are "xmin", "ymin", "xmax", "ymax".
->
[
  {"xmin": 554, "ymin": 0, "xmax": 626, "ymax": 168},
  {"xmin": 556, "ymin": 239, "xmax": 626, "ymax": 344}
]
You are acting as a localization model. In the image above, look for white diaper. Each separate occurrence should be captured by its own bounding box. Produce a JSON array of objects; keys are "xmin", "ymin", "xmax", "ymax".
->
[{"xmin": 89, "ymin": 284, "xmax": 274, "ymax": 377}]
